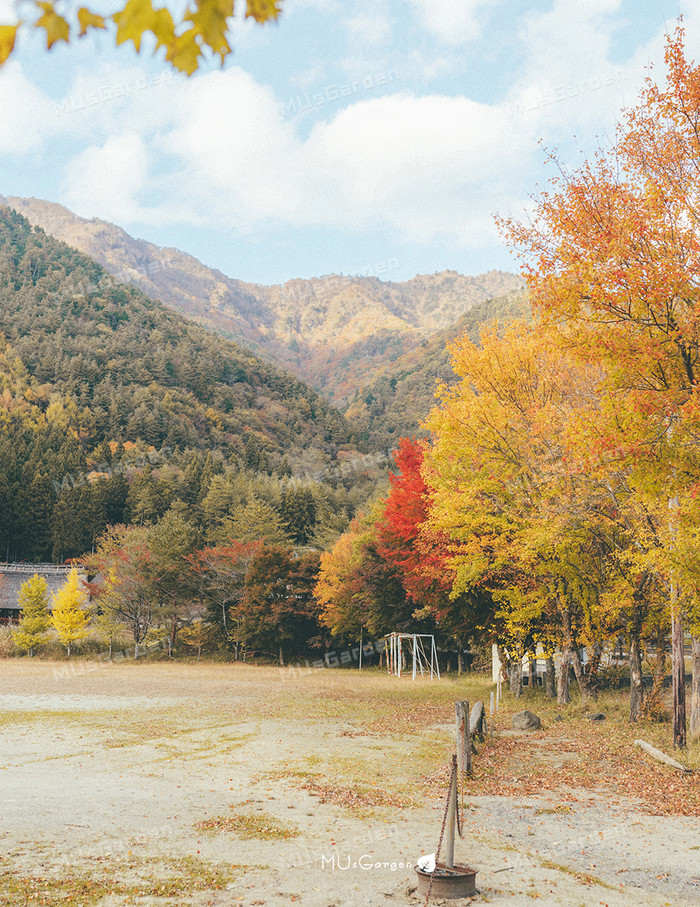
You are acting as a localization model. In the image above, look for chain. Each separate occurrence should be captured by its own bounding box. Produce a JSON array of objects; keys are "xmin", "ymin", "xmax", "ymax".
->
[{"xmin": 423, "ymin": 754, "xmax": 464, "ymax": 906}]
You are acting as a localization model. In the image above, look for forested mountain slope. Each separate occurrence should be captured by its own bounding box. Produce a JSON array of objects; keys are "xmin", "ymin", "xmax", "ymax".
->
[
  {"xmin": 345, "ymin": 288, "xmax": 530, "ymax": 448},
  {"xmin": 0, "ymin": 206, "xmax": 354, "ymax": 458},
  {"xmin": 2, "ymin": 196, "xmax": 525, "ymax": 404},
  {"xmin": 0, "ymin": 207, "xmax": 379, "ymax": 563}
]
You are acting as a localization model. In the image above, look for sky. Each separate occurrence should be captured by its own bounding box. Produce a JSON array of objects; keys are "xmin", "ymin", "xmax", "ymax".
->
[{"xmin": 0, "ymin": 0, "xmax": 694, "ymax": 285}]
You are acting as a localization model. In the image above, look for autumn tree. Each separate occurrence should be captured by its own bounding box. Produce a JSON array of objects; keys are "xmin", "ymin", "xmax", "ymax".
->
[
  {"xmin": 502, "ymin": 27, "xmax": 700, "ymax": 745},
  {"xmin": 375, "ymin": 437, "xmax": 491, "ymax": 673},
  {"xmin": 91, "ymin": 579, "xmax": 125, "ymax": 660},
  {"xmin": 223, "ymin": 496, "xmax": 290, "ymax": 545},
  {"xmin": 51, "ymin": 569, "xmax": 92, "ymax": 657},
  {"xmin": 13, "ymin": 573, "xmax": 51, "ymax": 656},
  {"xmin": 187, "ymin": 540, "xmax": 260, "ymax": 658},
  {"xmin": 178, "ymin": 617, "xmax": 214, "ymax": 660},
  {"xmin": 425, "ymin": 323, "xmax": 627, "ymax": 703},
  {"xmin": 315, "ymin": 521, "xmax": 366, "ymax": 643},
  {"xmin": 243, "ymin": 544, "xmax": 321, "ymax": 665},
  {"xmin": 88, "ymin": 524, "xmax": 153, "ymax": 656},
  {"xmin": 0, "ymin": 1, "xmax": 283, "ymax": 75}
]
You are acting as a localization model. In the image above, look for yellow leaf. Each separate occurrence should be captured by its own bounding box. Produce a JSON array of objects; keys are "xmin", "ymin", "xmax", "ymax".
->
[
  {"xmin": 150, "ymin": 6, "xmax": 177, "ymax": 49},
  {"xmin": 186, "ymin": 0, "xmax": 233, "ymax": 60},
  {"xmin": 165, "ymin": 28, "xmax": 201, "ymax": 76},
  {"xmin": 245, "ymin": 0, "xmax": 282, "ymax": 24},
  {"xmin": 0, "ymin": 23, "xmax": 19, "ymax": 65},
  {"xmin": 34, "ymin": 2, "xmax": 70, "ymax": 49},
  {"xmin": 77, "ymin": 7, "xmax": 106, "ymax": 37},
  {"xmin": 113, "ymin": 0, "xmax": 174, "ymax": 52}
]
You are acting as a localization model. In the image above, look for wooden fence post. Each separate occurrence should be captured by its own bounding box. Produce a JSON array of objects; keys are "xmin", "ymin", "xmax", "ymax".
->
[{"xmin": 455, "ymin": 700, "xmax": 471, "ymax": 775}]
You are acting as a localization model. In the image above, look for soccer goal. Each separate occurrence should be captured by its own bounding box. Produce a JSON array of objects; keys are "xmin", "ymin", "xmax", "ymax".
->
[{"xmin": 384, "ymin": 632, "xmax": 440, "ymax": 680}]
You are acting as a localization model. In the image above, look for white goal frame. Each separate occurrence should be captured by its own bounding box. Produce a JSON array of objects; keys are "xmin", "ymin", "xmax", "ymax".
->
[{"xmin": 384, "ymin": 632, "xmax": 440, "ymax": 680}]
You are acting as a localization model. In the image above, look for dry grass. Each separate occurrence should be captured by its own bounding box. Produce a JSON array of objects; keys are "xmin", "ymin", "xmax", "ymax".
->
[
  {"xmin": 452, "ymin": 682, "xmax": 700, "ymax": 816},
  {"xmin": 0, "ymin": 854, "xmax": 237, "ymax": 907},
  {"xmin": 195, "ymin": 804, "xmax": 301, "ymax": 840}
]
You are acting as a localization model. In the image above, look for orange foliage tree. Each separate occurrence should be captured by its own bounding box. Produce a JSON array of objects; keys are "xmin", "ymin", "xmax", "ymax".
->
[{"xmin": 501, "ymin": 26, "xmax": 700, "ymax": 744}]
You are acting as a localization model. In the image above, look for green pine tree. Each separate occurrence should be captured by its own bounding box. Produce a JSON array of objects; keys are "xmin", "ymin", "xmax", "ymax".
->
[{"xmin": 223, "ymin": 496, "xmax": 290, "ymax": 544}]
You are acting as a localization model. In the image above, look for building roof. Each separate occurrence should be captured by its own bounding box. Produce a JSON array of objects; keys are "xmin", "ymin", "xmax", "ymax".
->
[{"xmin": 0, "ymin": 564, "xmax": 87, "ymax": 611}]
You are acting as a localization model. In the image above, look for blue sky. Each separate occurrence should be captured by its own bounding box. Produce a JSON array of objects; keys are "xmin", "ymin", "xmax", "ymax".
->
[{"xmin": 0, "ymin": 0, "xmax": 692, "ymax": 285}]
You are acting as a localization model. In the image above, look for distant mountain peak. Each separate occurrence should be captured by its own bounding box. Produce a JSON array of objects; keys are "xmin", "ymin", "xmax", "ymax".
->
[{"xmin": 2, "ymin": 194, "xmax": 525, "ymax": 405}]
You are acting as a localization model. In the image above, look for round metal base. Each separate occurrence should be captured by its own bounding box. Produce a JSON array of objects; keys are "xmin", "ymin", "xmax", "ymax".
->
[{"xmin": 415, "ymin": 862, "xmax": 477, "ymax": 899}]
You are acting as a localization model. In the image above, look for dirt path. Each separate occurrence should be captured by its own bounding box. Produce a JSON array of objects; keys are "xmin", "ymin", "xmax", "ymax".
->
[{"xmin": 0, "ymin": 661, "xmax": 697, "ymax": 906}]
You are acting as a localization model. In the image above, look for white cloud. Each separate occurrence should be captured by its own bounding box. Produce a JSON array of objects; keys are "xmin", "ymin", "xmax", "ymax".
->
[
  {"xmin": 304, "ymin": 93, "xmax": 530, "ymax": 243},
  {"xmin": 62, "ymin": 133, "xmax": 154, "ymax": 224},
  {"xmin": 54, "ymin": 60, "xmax": 533, "ymax": 249},
  {"xmin": 0, "ymin": 0, "xmax": 18, "ymax": 25},
  {"xmin": 0, "ymin": 62, "xmax": 57, "ymax": 153},
  {"xmin": 62, "ymin": 65, "xmax": 531, "ymax": 250},
  {"xmin": 407, "ymin": 0, "xmax": 497, "ymax": 45},
  {"xmin": 505, "ymin": 0, "xmax": 636, "ymax": 136},
  {"xmin": 161, "ymin": 68, "xmax": 306, "ymax": 226},
  {"xmin": 27, "ymin": 0, "xmax": 684, "ymax": 263}
]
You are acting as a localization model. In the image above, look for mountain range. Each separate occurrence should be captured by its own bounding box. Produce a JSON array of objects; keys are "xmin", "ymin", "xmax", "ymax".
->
[{"xmin": 1, "ymin": 196, "xmax": 525, "ymax": 407}]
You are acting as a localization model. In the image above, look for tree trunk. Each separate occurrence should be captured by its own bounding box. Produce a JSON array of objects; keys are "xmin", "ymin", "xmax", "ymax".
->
[
  {"xmin": 654, "ymin": 627, "xmax": 666, "ymax": 684},
  {"xmin": 457, "ymin": 648, "xmax": 463, "ymax": 676},
  {"xmin": 690, "ymin": 635, "xmax": 700, "ymax": 742},
  {"xmin": 557, "ymin": 649, "xmax": 571, "ymax": 705},
  {"xmin": 588, "ymin": 641, "xmax": 602, "ymax": 698},
  {"xmin": 570, "ymin": 647, "xmax": 591, "ymax": 702},
  {"xmin": 279, "ymin": 643, "xmax": 284, "ymax": 667},
  {"xmin": 67, "ymin": 642, "xmax": 71, "ymax": 658},
  {"xmin": 509, "ymin": 657, "xmax": 522, "ymax": 698},
  {"xmin": 544, "ymin": 656, "xmax": 556, "ymax": 698},
  {"xmin": 672, "ymin": 610, "xmax": 686, "ymax": 748},
  {"xmin": 629, "ymin": 632, "xmax": 644, "ymax": 722}
]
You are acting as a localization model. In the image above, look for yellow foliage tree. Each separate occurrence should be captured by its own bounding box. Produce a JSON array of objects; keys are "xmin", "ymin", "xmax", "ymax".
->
[
  {"xmin": 13, "ymin": 573, "xmax": 51, "ymax": 656},
  {"xmin": 0, "ymin": 0, "xmax": 283, "ymax": 74},
  {"xmin": 51, "ymin": 569, "xmax": 92, "ymax": 657}
]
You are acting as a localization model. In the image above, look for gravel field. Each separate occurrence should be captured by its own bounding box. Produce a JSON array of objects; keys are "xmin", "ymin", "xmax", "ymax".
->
[{"xmin": 0, "ymin": 660, "xmax": 697, "ymax": 907}]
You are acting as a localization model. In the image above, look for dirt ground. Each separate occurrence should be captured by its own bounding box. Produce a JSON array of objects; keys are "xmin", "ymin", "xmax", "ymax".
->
[{"xmin": 0, "ymin": 659, "xmax": 698, "ymax": 907}]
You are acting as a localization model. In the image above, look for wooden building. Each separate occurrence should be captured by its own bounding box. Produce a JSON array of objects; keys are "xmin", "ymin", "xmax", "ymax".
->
[{"xmin": 0, "ymin": 564, "xmax": 86, "ymax": 625}]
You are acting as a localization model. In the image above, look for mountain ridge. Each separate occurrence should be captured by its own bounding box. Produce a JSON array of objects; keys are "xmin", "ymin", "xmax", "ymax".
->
[{"xmin": 1, "ymin": 195, "xmax": 525, "ymax": 404}]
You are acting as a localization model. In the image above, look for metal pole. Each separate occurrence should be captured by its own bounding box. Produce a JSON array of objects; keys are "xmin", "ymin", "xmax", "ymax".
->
[{"xmin": 445, "ymin": 756, "xmax": 457, "ymax": 869}]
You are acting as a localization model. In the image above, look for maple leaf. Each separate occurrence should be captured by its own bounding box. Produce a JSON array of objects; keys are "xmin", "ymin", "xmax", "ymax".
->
[
  {"xmin": 164, "ymin": 28, "xmax": 202, "ymax": 76},
  {"xmin": 113, "ymin": 0, "xmax": 175, "ymax": 53},
  {"xmin": 0, "ymin": 23, "xmax": 19, "ymax": 64},
  {"xmin": 0, "ymin": 0, "xmax": 283, "ymax": 70},
  {"xmin": 34, "ymin": 2, "xmax": 69, "ymax": 49},
  {"xmin": 77, "ymin": 7, "xmax": 106, "ymax": 36},
  {"xmin": 186, "ymin": 0, "xmax": 233, "ymax": 60},
  {"xmin": 245, "ymin": 0, "xmax": 282, "ymax": 23}
]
